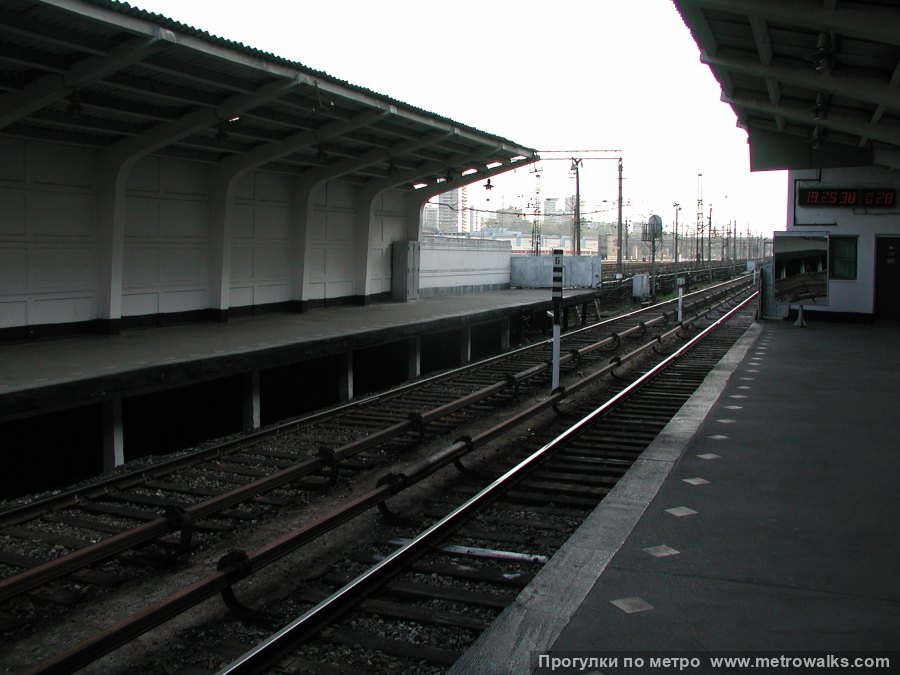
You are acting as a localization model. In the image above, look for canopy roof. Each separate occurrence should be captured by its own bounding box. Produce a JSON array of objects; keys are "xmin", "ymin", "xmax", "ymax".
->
[
  {"xmin": 0, "ymin": 0, "xmax": 537, "ymax": 192},
  {"xmin": 673, "ymin": 0, "xmax": 900, "ymax": 171}
]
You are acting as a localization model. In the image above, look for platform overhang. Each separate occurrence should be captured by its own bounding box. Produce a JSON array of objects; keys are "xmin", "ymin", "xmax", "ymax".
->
[
  {"xmin": 0, "ymin": 0, "xmax": 537, "ymax": 193},
  {"xmin": 672, "ymin": 0, "xmax": 900, "ymax": 172}
]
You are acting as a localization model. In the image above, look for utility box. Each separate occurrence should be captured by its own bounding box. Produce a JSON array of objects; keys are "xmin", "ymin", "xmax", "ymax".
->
[
  {"xmin": 392, "ymin": 241, "xmax": 420, "ymax": 301},
  {"xmin": 632, "ymin": 273, "xmax": 650, "ymax": 298}
]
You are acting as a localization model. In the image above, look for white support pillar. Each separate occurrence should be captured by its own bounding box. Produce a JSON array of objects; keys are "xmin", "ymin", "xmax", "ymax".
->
[
  {"xmin": 459, "ymin": 326, "xmax": 472, "ymax": 366},
  {"xmin": 242, "ymin": 370, "xmax": 261, "ymax": 431},
  {"xmin": 207, "ymin": 176, "xmax": 238, "ymax": 320},
  {"xmin": 339, "ymin": 351, "xmax": 354, "ymax": 401},
  {"xmin": 354, "ymin": 188, "xmax": 380, "ymax": 301},
  {"xmin": 499, "ymin": 318, "xmax": 511, "ymax": 351},
  {"xmin": 96, "ymin": 157, "xmax": 130, "ymax": 329},
  {"xmin": 408, "ymin": 336, "xmax": 422, "ymax": 379},
  {"xmin": 102, "ymin": 398, "xmax": 124, "ymax": 471}
]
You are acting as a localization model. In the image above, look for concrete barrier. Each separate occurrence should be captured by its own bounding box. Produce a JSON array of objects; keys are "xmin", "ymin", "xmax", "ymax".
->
[{"xmin": 510, "ymin": 254, "xmax": 601, "ymax": 288}]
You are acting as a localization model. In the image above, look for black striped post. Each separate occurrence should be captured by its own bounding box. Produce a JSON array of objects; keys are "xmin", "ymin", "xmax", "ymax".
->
[{"xmin": 552, "ymin": 249, "xmax": 563, "ymax": 390}]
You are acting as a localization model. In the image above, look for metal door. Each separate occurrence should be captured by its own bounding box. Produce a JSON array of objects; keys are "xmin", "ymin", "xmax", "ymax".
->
[{"xmin": 875, "ymin": 237, "xmax": 900, "ymax": 319}]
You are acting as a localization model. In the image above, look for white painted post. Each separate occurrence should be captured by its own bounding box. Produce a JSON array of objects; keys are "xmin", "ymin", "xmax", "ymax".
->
[
  {"xmin": 242, "ymin": 370, "xmax": 261, "ymax": 431},
  {"xmin": 552, "ymin": 249, "xmax": 563, "ymax": 391},
  {"xmin": 102, "ymin": 399, "xmax": 124, "ymax": 471}
]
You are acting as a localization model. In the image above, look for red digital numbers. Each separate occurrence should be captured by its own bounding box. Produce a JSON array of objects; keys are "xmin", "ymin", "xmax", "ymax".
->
[
  {"xmin": 863, "ymin": 190, "xmax": 895, "ymax": 207},
  {"xmin": 800, "ymin": 188, "xmax": 896, "ymax": 208}
]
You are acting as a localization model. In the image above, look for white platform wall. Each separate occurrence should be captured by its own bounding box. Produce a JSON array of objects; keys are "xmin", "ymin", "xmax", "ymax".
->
[
  {"xmin": 0, "ymin": 136, "xmax": 422, "ymax": 330},
  {"xmin": 124, "ymin": 156, "xmax": 210, "ymax": 316},
  {"xmin": 0, "ymin": 138, "xmax": 99, "ymax": 328},
  {"xmin": 230, "ymin": 170, "xmax": 294, "ymax": 309},
  {"xmin": 419, "ymin": 237, "xmax": 511, "ymax": 295}
]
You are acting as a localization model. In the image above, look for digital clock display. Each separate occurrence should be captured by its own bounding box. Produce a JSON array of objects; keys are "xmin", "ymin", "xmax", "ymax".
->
[{"xmin": 798, "ymin": 188, "xmax": 896, "ymax": 208}]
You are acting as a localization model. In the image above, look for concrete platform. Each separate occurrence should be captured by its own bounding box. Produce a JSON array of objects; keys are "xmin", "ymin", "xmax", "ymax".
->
[
  {"xmin": 0, "ymin": 288, "xmax": 599, "ymax": 420},
  {"xmin": 453, "ymin": 318, "xmax": 900, "ymax": 674}
]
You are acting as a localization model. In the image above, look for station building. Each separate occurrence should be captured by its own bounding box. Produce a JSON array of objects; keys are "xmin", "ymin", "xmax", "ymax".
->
[{"xmin": 675, "ymin": 0, "xmax": 900, "ymax": 320}]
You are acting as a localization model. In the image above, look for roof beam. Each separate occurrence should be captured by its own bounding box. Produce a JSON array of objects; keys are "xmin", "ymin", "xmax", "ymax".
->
[
  {"xmin": 680, "ymin": 0, "xmax": 900, "ymax": 46},
  {"xmin": 214, "ymin": 108, "xmax": 391, "ymax": 180},
  {"xmin": 0, "ymin": 28, "xmax": 175, "ymax": 130},
  {"xmin": 701, "ymin": 51, "xmax": 900, "ymax": 112},
  {"xmin": 723, "ymin": 91, "xmax": 900, "ymax": 147}
]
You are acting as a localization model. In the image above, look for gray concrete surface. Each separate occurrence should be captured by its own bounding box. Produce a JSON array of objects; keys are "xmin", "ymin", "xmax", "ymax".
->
[{"xmin": 453, "ymin": 319, "xmax": 900, "ymax": 674}]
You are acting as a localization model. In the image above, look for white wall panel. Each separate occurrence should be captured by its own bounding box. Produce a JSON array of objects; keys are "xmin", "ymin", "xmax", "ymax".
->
[
  {"xmin": 29, "ymin": 144, "xmax": 94, "ymax": 188},
  {"xmin": 0, "ymin": 248, "xmax": 27, "ymax": 291},
  {"xmin": 231, "ymin": 204, "xmax": 254, "ymax": 238},
  {"xmin": 0, "ymin": 190, "xmax": 26, "ymax": 235},
  {"xmin": 32, "ymin": 247, "xmax": 95, "ymax": 290},
  {"xmin": 0, "ymin": 138, "xmax": 25, "ymax": 181},
  {"xmin": 324, "ymin": 182, "xmax": 355, "ymax": 209},
  {"xmin": 127, "ymin": 156, "xmax": 161, "ymax": 192},
  {"xmin": 255, "ymin": 171, "xmax": 292, "ymax": 203},
  {"xmin": 230, "ymin": 286, "xmax": 253, "ymax": 307},
  {"xmin": 230, "ymin": 246, "xmax": 254, "ymax": 279},
  {"xmin": 121, "ymin": 292, "xmax": 159, "ymax": 316},
  {"xmin": 159, "ymin": 158, "xmax": 207, "ymax": 196},
  {"xmin": 122, "ymin": 157, "xmax": 210, "ymax": 318},
  {"xmin": 228, "ymin": 170, "xmax": 293, "ymax": 308},
  {"xmin": 254, "ymin": 205, "xmax": 291, "ymax": 240},
  {"xmin": 162, "ymin": 247, "xmax": 208, "ymax": 283},
  {"xmin": 326, "ymin": 212, "xmax": 354, "ymax": 241},
  {"xmin": 306, "ymin": 281, "xmax": 325, "ymax": 300},
  {"xmin": 0, "ymin": 301, "xmax": 27, "ymax": 328},
  {"xmin": 307, "ymin": 211, "xmax": 326, "ymax": 240},
  {"xmin": 161, "ymin": 289, "xmax": 207, "ymax": 313},
  {"xmin": 159, "ymin": 200, "xmax": 207, "ymax": 238},
  {"xmin": 253, "ymin": 246, "xmax": 290, "ymax": 277},
  {"xmin": 308, "ymin": 246, "xmax": 326, "ymax": 277},
  {"xmin": 123, "ymin": 247, "xmax": 159, "ymax": 286},
  {"xmin": 33, "ymin": 296, "xmax": 94, "ymax": 323},
  {"xmin": 254, "ymin": 284, "xmax": 290, "ymax": 304},
  {"xmin": 124, "ymin": 198, "xmax": 160, "ymax": 237},
  {"xmin": 29, "ymin": 192, "xmax": 95, "ymax": 237},
  {"xmin": 0, "ymin": 139, "xmax": 99, "ymax": 328}
]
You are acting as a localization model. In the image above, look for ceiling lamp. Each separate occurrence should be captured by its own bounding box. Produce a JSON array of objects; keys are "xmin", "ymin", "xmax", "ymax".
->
[
  {"xmin": 812, "ymin": 92, "xmax": 830, "ymax": 121},
  {"xmin": 484, "ymin": 179, "xmax": 494, "ymax": 190},
  {"xmin": 805, "ymin": 32, "xmax": 837, "ymax": 73}
]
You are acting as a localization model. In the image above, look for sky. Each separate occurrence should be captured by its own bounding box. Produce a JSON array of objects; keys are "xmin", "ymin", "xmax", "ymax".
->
[{"xmin": 130, "ymin": 0, "xmax": 788, "ymax": 237}]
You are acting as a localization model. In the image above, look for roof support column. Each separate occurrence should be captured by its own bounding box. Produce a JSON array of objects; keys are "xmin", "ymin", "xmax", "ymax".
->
[
  {"xmin": 94, "ymin": 77, "xmax": 303, "ymax": 327},
  {"xmin": 207, "ymin": 178, "xmax": 239, "ymax": 320},
  {"xmin": 95, "ymin": 154, "xmax": 135, "ymax": 331},
  {"xmin": 291, "ymin": 180, "xmax": 315, "ymax": 310},
  {"xmin": 207, "ymin": 110, "xmax": 390, "ymax": 316},
  {"xmin": 291, "ymin": 130, "xmax": 449, "ymax": 306},
  {"xmin": 353, "ymin": 184, "xmax": 382, "ymax": 301}
]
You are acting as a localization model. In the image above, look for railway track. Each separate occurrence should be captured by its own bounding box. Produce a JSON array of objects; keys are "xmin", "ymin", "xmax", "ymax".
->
[
  {"xmin": 13, "ymin": 281, "xmax": 759, "ymax": 673},
  {"xmin": 209, "ymin": 290, "xmax": 759, "ymax": 675},
  {"xmin": 0, "ymin": 276, "xmax": 749, "ymax": 626}
]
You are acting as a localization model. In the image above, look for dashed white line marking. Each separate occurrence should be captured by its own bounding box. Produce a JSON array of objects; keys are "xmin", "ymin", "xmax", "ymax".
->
[
  {"xmin": 697, "ymin": 452, "xmax": 722, "ymax": 460},
  {"xmin": 683, "ymin": 477, "xmax": 710, "ymax": 485},
  {"xmin": 666, "ymin": 506, "xmax": 698, "ymax": 517},
  {"xmin": 643, "ymin": 545, "xmax": 681, "ymax": 557}
]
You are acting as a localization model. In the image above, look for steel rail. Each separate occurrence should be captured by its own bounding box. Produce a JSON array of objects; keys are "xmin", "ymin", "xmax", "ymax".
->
[
  {"xmin": 23, "ymin": 287, "xmax": 755, "ymax": 675},
  {"xmin": 0, "ymin": 275, "xmax": 747, "ymax": 527},
  {"xmin": 1, "ymin": 278, "xmax": 752, "ymax": 604},
  {"xmin": 216, "ymin": 290, "xmax": 760, "ymax": 675}
]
